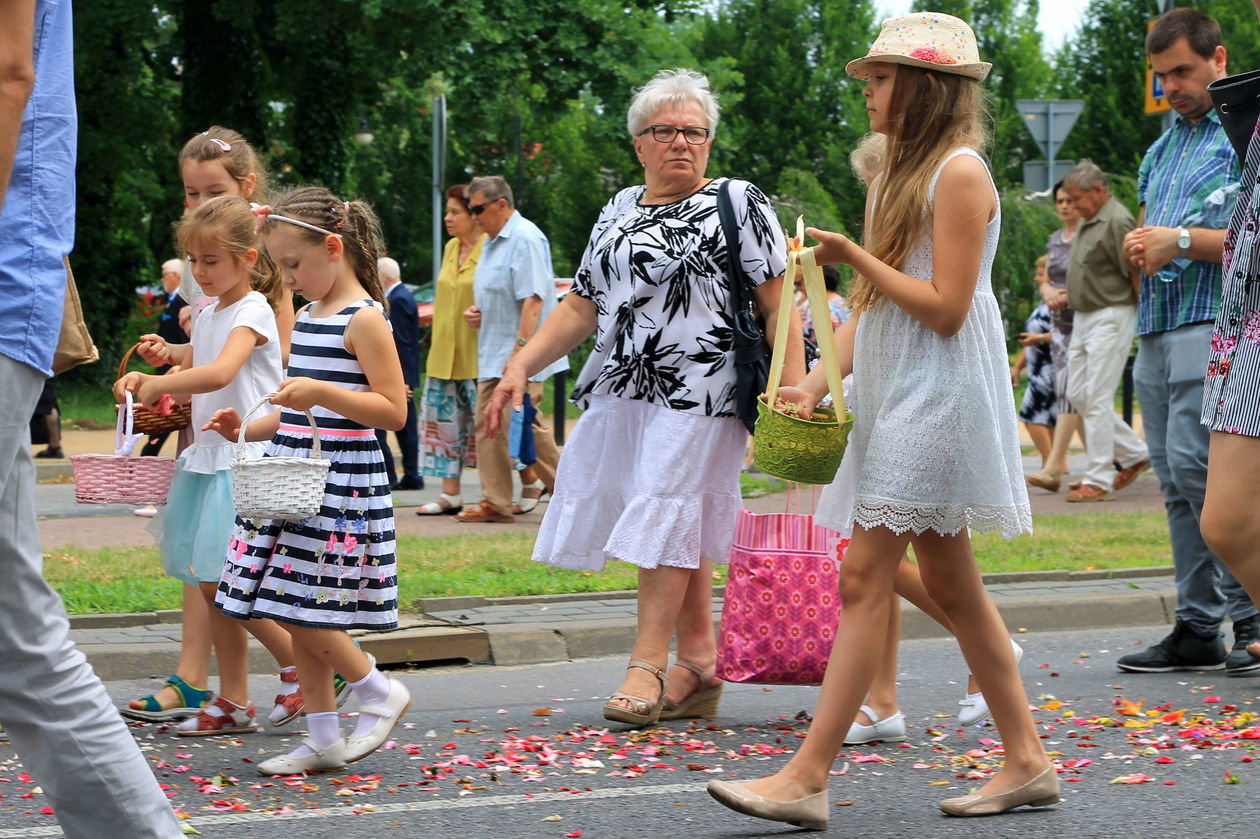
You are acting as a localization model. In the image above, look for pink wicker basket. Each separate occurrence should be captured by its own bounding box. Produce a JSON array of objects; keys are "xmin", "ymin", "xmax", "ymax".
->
[{"xmin": 72, "ymin": 392, "xmax": 177, "ymax": 505}]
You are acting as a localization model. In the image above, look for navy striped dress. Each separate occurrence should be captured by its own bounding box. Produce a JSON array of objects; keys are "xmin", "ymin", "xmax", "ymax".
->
[{"xmin": 216, "ymin": 301, "xmax": 399, "ymax": 630}]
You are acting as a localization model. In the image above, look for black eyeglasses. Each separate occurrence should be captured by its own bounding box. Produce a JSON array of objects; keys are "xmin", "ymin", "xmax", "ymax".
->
[
  {"xmin": 637, "ymin": 124, "xmax": 711, "ymax": 145},
  {"xmin": 468, "ymin": 198, "xmax": 503, "ymax": 215}
]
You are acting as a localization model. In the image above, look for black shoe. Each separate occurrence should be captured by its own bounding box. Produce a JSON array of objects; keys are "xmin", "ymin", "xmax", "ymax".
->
[
  {"xmin": 34, "ymin": 447, "xmax": 64, "ymax": 458},
  {"xmin": 1227, "ymin": 615, "xmax": 1260, "ymax": 675},
  {"xmin": 1116, "ymin": 620, "xmax": 1227, "ymax": 672},
  {"xmin": 395, "ymin": 475, "xmax": 425, "ymax": 491}
]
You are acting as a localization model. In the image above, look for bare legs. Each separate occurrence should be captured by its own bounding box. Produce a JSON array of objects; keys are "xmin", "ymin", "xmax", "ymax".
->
[
  {"xmin": 1044, "ymin": 413, "xmax": 1084, "ymax": 477},
  {"xmin": 195, "ymin": 582, "xmax": 297, "ymax": 706},
  {"xmin": 741, "ymin": 525, "xmax": 1048, "ymax": 802},
  {"xmin": 1201, "ymin": 432, "xmax": 1260, "ymax": 610},
  {"xmin": 282, "ymin": 626, "xmax": 373, "ymax": 713},
  {"xmin": 608, "ymin": 561, "xmax": 715, "ymax": 710},
  {"xmin": 1024, "ymin": 422, "xmax": 1053, "ymax": 471},
  {"xmin": 129, "ymin": 584, "xmax": 211, "ymax": 711}
]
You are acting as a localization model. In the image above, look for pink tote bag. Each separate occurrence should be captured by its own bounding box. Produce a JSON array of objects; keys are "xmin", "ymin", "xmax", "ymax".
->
[{"xmin": 716, "ymin": 507, "xmax": 845, "ymax": 686}]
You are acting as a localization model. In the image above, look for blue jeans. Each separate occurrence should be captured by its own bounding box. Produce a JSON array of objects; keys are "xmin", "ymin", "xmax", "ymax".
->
[
  {"xmin": 0, "ymin": 356, "xmax": 181, "ymax": 838},
  {"xmin": 1134, "ymin": 323, "xmax": 1256, "ymax": 636}
]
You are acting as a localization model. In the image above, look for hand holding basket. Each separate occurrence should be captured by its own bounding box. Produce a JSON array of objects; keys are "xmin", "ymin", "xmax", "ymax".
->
[
  {"xmin": 752, "ymin": 219, "xmax": 855, "ymax": 485},
  {"xmin": 71, "ymin": 391, "xmax": 177, "ymax": 505},
  {"xmin": 115, "ymin": 342, "xmax": 192, "ymax": 435},
  {"xmin": 229, "ymin": 394, "xmax": 331, "ymax": 521}
]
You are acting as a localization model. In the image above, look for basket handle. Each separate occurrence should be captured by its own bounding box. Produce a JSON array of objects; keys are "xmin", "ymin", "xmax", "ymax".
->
[
  {"xmin": 114, "ymin": 391, "xmax": 145, "ymax": 456},
  {"xmin": 117, "ymin": 342, "xmax": 145, "ymax": 379},
  {"xmin": 236, "ymin": 394, "xmax": 322, "ymax": 459},
  {"xmin": 764, "ymin": 219, "xmax": 847, "ymax": 417}
]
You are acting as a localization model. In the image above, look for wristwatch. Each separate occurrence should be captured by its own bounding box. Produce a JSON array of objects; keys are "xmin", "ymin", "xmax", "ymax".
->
[
  {"xmin": 1177, "ymin": 227, "xmax": 1192, "ymax": 258},
  {"xmin": 515, "ymin": 337, "xmax": 528, "ymax": 347}
]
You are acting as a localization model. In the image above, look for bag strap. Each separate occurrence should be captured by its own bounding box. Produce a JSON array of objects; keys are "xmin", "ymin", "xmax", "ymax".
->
[
  {"xmin": 765, "ymin": 220, "xmax": 847, "ymax": 417},
  {"xmin": 716, "ymin": 178, "xmax": 755, "ymax": 317},
  {"xmin": 237, "ymin": 394, "xmax": 322, "ymax": 459}
]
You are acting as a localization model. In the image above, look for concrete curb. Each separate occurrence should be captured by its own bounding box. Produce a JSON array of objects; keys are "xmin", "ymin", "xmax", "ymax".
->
[{"xmin": 73, "ymin": 568, "xmax": 1182, "ymax": 680}]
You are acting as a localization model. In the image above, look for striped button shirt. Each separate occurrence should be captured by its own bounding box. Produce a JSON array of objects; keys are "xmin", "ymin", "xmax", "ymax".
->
[{"xmin": 1136, "ymin": 108, "xmax": 1240, "ymax": 336}]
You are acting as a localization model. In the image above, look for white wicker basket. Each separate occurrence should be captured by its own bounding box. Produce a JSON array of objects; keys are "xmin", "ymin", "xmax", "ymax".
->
[{"xmin": 230, "ymin": 395, "xmax": 331, "ymax": 521}]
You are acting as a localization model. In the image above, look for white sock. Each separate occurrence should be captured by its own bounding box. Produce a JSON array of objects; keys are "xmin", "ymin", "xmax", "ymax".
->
[
  {"xmin": 350, "ymin": 668, "xmax": 391, "ymax": 737},
  {"xmin": 440, "ymin": 492, "xmax": 461, "ymax": 506},
  {"xmin": 964, "ymin": 691, "xmax": 984, "ymax": 701},
  {"xmin": 276, "ymin": 667, "xmax": 299, "ymax": 697},
  {"xmin": 287, "ymin": 711, "xmax": 342, "ymax": 758}
]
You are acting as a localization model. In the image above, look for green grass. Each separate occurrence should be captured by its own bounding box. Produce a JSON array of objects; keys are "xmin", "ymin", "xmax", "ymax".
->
[{"xmin": 43, "ymin": 511, "xmax": 1171, "ymax": 615}]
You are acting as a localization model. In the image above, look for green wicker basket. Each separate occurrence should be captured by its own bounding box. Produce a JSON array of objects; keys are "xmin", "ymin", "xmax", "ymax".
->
[
  {"xmin": 751, "ymin": 231, "xmax": 853, "ymax": 485},
  {"xmin": 754, "ymin": 396, "xmax": 854, "ymax": 485}
]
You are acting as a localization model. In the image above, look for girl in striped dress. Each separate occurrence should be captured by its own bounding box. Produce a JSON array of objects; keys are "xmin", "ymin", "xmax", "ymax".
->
[{"xmin": 205, "ymin": 186, "xmax": 411, "ymax": 776}]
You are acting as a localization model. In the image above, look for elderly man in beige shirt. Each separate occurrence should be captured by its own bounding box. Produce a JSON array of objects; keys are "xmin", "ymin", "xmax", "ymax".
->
[{"xmin": 1062, "ymin": 160, "xmax": 1150, "ymax": 502}]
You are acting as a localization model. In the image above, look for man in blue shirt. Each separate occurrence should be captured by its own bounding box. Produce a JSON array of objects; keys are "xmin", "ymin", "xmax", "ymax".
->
[
  {"xmin": 458, "ymin": 176, "xmax": 567, "ymax": 523},
  {"xmin": 1119, "ymin": 7, "xmax": 1257, "ymax": 675},
  {"xmin": 0, "ymin": 3, "xmax": 181, "ymax": 835}
]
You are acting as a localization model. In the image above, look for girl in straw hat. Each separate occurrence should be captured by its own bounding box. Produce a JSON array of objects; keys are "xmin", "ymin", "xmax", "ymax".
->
[{"xmin": 708, "ymin": 12, "xmax": 1057, "ymax": 828}]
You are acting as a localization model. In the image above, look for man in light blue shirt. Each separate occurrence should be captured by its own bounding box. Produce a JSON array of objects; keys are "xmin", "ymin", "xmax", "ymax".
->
[
  {"xmin": 458, "ymin": 176, "xmax": 567, "ymax": 522},
  {"xmin": 0, "ymin": 3, "xmax": 181, "ymax": 836}
]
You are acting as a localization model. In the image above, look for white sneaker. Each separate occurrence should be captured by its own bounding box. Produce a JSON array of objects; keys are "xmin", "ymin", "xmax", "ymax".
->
[
  {"xmin": 844, "ymin": 704, "xmax": 907, "ymax": 745},
  {"xmin": 957, "ymin": 639, "xmax": 1024, "ymax": 727},
  {"xmin": 134, "ymin": 506, "xmax": 158, "ymax": 518}
]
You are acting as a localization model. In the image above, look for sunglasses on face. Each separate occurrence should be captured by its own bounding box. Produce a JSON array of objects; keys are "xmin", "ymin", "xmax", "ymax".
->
[{"xmin": 468, "ymin": 198, "xmax": 504, "ymax": 215}]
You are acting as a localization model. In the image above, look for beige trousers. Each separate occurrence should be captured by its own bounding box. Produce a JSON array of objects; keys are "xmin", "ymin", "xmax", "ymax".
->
[{"xmin": 475, "ymin": 379, "xmax": 560, "ymax": 515}]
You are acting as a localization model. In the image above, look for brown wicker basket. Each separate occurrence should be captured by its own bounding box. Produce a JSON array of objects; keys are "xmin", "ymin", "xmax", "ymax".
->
[{"xmin": 115, "ymin": 342, "xmax": 192, "ymax": 435}]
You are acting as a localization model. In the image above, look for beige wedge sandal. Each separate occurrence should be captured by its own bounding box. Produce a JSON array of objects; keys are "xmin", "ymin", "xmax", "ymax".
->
[
  {"xmin": 659, "ymin": 659, "xmax": 724, "ymax": 721},
  {"xmin": 602, "ymin": 659, "xmax": 668, "ymax": 727}
]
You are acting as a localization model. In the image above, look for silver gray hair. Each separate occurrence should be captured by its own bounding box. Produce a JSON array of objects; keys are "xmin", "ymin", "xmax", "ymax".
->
[
  {"xmin": 466, "ymin": 176, "xmax": 514, "ymax": 208},
  {"xmin": 626, "ymin": 68, "xmax": 720, "ymax": 137},
  {"xmin": 1063, "ymin": 159, "xmax": 1108, "ymax": 190},
  {"xmin": 161, "ymin": 258, "xmax": 185, "ymax": 275},
  {"xmin": 377, "ymin": 256, "xmax": 401, "ymax": 283}
]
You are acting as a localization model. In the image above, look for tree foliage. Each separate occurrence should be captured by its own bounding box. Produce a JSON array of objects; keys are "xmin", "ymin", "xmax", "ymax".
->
[{"xmin": 68, "ymin": 0, "xmax": 1246, "ymax": 382}]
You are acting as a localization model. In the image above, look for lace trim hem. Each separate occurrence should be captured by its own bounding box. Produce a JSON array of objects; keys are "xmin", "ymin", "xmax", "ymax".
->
[{"xmin": 851, "ymin": 499, "xmax": 1032, "ymax": 540}]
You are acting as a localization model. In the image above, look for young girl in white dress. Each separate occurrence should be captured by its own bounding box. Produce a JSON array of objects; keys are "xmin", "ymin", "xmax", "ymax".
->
[{"xmin": 708, "ymin": 13, "xmax": 1055, "ymax": 829}]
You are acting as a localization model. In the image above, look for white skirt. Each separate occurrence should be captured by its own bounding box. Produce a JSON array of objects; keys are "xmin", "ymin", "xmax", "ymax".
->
[
  {"xmin": 532, "ymin": 395, "xmax": 746, "ymax": 571},
  {"xmin": 814, "ymin": 375, "xmax": 858, "ymax": 538}
]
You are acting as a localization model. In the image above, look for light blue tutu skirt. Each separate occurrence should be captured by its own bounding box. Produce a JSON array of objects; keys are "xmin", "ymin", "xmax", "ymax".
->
[{"xmin": 148, "ymin": 468, "xmax": 237, "ymax": 585}]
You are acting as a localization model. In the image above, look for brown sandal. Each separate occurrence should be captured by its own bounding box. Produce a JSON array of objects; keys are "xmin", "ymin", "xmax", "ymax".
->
[
  {"xmin": 660, "ymin": 659, "xmax": 723, "ymax": 721},
  {"xmin": 455, "ymin": 501, "xmax": 514, "ymax": 523},
  {"xmin": 602, "ymin": 660, "xmax": 667, "ymax": 727}
]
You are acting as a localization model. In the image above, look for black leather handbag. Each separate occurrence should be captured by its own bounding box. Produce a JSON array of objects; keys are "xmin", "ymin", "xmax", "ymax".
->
[
  {"xmin": 1209, "ymin": 69, "xmax": 1260, "ymax": 163},
  {"xmin": 716, "ymin": 179, "xmax": 769, "ymax": 434}
]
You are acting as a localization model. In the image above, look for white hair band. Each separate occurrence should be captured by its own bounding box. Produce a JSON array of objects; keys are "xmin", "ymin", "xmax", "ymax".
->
[{"xmin": 251, "ymin": 202, "xmax": 341, "ymax": 237}]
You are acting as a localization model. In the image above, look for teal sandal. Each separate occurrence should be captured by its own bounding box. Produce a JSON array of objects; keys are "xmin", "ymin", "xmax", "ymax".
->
[{"xmin": 119, "ymin": 674, "xmax": 211, "ymax": 722}]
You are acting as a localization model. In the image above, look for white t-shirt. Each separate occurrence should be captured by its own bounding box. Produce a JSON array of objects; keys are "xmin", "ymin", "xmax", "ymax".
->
[
  {"xmin": 181, "ymin": 291, "xmax": 283, "ymax": 473},
  {"xmin": 179, "ymin": 263, "xmax": 215, "ymax": 326}
]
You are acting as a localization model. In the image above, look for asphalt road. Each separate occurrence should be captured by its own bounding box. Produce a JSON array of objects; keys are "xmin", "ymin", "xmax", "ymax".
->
[{"xmin": 3, "ymin": 624, "xmax": 1258, "ymax": 838}]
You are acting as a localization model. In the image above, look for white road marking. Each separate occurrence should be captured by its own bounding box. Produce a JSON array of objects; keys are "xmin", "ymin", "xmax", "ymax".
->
[{"xmin": 0, "ymin": 781, "xmax": 708, "ymax": 837}]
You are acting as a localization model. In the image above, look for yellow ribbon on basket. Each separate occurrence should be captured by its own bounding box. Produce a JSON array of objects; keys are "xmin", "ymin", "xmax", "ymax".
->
[{"xmin": 752, "ymin": 217, "xmax": 855, "ymax": 485}]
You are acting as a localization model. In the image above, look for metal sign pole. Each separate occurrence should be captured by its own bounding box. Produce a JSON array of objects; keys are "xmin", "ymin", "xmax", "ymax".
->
[{"xmin": 431, "ymin": 94, "xmax": 447, "ymax": 283}]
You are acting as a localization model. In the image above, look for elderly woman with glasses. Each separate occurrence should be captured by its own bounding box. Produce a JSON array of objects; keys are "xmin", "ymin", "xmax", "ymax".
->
[{"xmin": 486, "ymin": 68, "xmax": 803, "ymax": 726}]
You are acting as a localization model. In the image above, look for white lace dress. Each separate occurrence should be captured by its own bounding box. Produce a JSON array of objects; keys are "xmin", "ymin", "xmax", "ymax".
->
[{"xmin": 843, "ymin": 148, "xmax": 1032, "ymax": 539}]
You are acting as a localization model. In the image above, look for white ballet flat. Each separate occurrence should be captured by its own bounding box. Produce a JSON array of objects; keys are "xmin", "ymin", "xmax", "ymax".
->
[
  {"xmin": 344, "ymin": 678, "xmax": 412, "ymax": 762},
  {"xmin": 844, "ymin": 704, "xmax": 907, "ymax": 745},
  {"xmin": 257, "ymin": 738, "xmax": 347, "ymax": 776},
  {"xmin": 958, "ymin": 639, "xmax": 1024, "ymax": 727}
]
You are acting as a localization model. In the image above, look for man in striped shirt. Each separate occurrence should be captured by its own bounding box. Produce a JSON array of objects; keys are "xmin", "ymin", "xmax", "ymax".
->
[{"xmin": 1120, "ymin": 7, "xmax": 1257, "ymax": 676}]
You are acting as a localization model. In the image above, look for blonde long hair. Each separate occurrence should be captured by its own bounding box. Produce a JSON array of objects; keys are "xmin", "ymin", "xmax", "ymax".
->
[{"xmin": 849, "ymin": 66, "xmax": 990, "ymax": 312}]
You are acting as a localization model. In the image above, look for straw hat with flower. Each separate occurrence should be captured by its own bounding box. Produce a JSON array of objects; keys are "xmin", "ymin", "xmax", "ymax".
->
[{"xmin": 846, "ymin": 12, "xmax": 991, "ymax": 82}]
